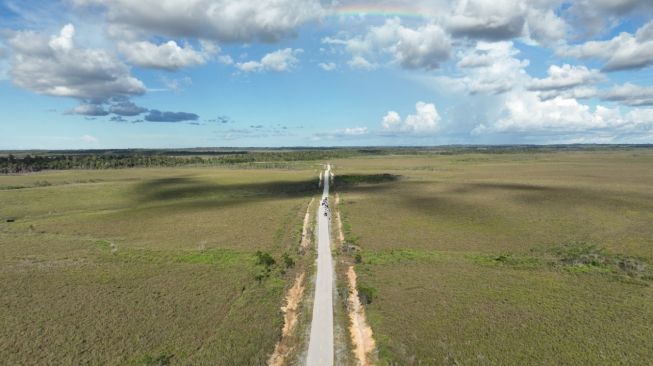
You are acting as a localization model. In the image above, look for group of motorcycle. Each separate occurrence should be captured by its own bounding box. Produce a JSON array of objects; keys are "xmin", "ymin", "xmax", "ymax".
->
[{"xmin": 321, "ymin": 197, "xmax": 329, "ymax": 217}]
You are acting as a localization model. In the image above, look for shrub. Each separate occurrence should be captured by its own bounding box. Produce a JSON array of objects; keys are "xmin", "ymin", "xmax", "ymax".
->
[
  {"xmin": 357, "ymin": 284, "xmax": 377, "ymax": 305},
  {"xmin": 282, "ymin": 253, "xmax": 294, "ymax": 269},
  {"xmin": 255, "ymin": 251, "xmax": 276, "ymax": 269}
]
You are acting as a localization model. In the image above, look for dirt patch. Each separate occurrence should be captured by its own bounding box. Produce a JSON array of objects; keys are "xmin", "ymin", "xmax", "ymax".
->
[
  {"xmin": 334, "ymin": 194, "xmax": 345, "ymax": 245},
  {"xmin": 347, "ymin": 266, "xmax": 376, "ymax": 366},
  {"xmin": 300, "ymin": 198, "xmax": 314, "ymax": 251},
  {"xmin": 268, "ymin": 272, "xmax": 306, "ymax": 366}
]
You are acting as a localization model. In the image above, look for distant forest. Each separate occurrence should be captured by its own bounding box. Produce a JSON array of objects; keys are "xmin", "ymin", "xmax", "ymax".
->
[
  {"xmin": 0, "ymin": 149, "xmax": 366, "ymax": 173},
  {"xmin": 1, "ymin": 145, "xmax": 651, "ymax": 174}
]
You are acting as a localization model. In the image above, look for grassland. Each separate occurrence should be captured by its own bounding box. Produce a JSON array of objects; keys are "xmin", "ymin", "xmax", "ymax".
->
[
  {"xmin": 332, "ymin": 150, "xmax": 653, "ymax": 364},
  {"xmin": 0, "ymin": 166, "xmax": 318, "ymax": 365}
]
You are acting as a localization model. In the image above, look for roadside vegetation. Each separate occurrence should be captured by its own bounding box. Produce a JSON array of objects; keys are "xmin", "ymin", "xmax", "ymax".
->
[
  {"xmin": 0, "ymin": 167, "xmax": 317, "ymax": 364},
  {"xmin": 333, "ymin": 150, "xmax": 653, "ymax": 364}
]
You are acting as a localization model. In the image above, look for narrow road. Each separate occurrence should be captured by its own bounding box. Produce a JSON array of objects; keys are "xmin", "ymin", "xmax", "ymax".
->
[{"xmin": 306, "ymin": 165, "xmax": 334, "ymax": 366}]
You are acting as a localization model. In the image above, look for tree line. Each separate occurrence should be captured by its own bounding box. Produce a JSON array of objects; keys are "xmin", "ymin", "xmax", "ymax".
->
[{"xmin": 0, "ymin": 150, "xmax": 363, "ymax": 174}]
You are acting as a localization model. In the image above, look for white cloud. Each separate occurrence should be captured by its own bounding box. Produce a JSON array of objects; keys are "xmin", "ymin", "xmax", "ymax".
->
[
  {"xmin": 342, "ymin": 127, "xmax": 368, "ymax": 135},
  {"xmin": 536, "ymin": 86, "xmax": 598, "ymax": 101},
  {"xmin": 348, "ymin": 55, "xmax": 377, "ymax": 70},
  {"xmin": 601, "ymin": 83, "xmax": 653, "ymax": 106},
  {"xmin": 236, "ymin": 48, "xmax": 302, "ymax": 72},
  {"xmin": 528, "ymin": 64, "xmax": 604, "ymax": 95},
  {"xmin": 108, "ymin": 99, "xmax": 148, "ymax": 116},
  {"xmin": 474, "ymin": 91, "xmax": 653, "ymax": 135},
  {"xmin": 71, "ymin": 104, "xmax": 109, "ymax": 116},
  {"xmin": 452, "ymin": 41, "xmax": 530, "ymax": 94},
  {"xmin": 324, "ymin": 18, "xmax": 451, "ymax": 70},
  {"xmin": 560, "ymin": 20, "xmax": 653, "ymax": 71},
  {"xmin": 448, "ymin": 0, "xmax": 527, "ymax": 41},
  {"xmin": 566, "ymin": 0, "xmax": 653, "ymax": 37},
  {"xmin": 217, "ymin": 54, "xmax": 234, "ymax": 65},
  {"xmin": 312, "ymin": 126, "xmax": 370, "ymax": 140},
  {"xmin": 68, "ymin": 99, "xmax": 148, "ymax": 117},
  {"xmin": 445, "ymin": 0, "xmax": 568, "ymax": 44},
  {"xmin": 80, "ymin": 134, "xmax": 98, "ymax": 143},
  {"xmin": 523, "ymin": 6, "xmax": 569, "ymax": 45},
  {"xmin": 117, "ymin": 40, "xmax": 213, "ymax": 70},
  {"xmin": 318, "ymin": 62, "xmax": 336, "ymax": 71},
  {"xmin": 382, "ymin": 102, "xmax": 440, "ymax": 133},
  {"xmin": 5, "ymin": 23, "xmax": 145, "ymax": 101},
  {"xmin": 382, "ymin": 111, "xmax": 402, "ymax": 130},
  {"xmin": 71, "ymin": 0, "xmax": 324, "ymax": 43}
]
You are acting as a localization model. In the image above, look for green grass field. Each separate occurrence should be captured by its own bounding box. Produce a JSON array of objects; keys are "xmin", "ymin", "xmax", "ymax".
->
[
  {"xmin": 0, "ymin": 167, "xmax": 318, "ymax": 365},
  {"xmin": 3, "ymin": 149, "xmax": 653, "ymax": 365},
  {"xmin": 332, "ymin": 150, "xmax": 653, "ymax": 365}
]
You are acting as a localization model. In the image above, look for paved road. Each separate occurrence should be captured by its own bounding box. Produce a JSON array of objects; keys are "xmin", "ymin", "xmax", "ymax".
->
[{"xmin": 306, "ymin": 166, "xmax": 334, "ymax": 366}]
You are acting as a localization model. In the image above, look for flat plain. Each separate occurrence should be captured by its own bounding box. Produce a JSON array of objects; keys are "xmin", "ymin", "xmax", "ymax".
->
[
  {"xmin": 0, "ymin": 166, "xmax": 317, "ymax": 365},
  {"xmin": 332, "ymin": 150, "xmax": 653, "ymax": 365},
  {"xmin": 2, "ymin": 149, "xmax": 653, "ymax": 365}
]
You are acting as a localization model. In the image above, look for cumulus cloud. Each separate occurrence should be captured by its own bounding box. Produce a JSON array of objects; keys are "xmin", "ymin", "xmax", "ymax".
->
[
  {"xmin": 70, "ymin": 104, "xmax": 109, "ymax": 116},
  {"xmin": 324, "ymin": 18, "xmax": 451, "ymax": 70},
  {"xmin": 524, "ymin": 6, "xmax": 569, "ymax": 45},
  {"xmin": 67, "ymin": 98, "xmax": 148, "ymax": 117},
  {"xmin": 5, "ymin": 23, "xmax": 145, "ymax": 101},
  {"xmin": 566, "ymin": 0, "xmax": 653, "ymax": 37},
  {"xmin": 445, "ymin": 0, "xmax": 568, "ymax": 44},
  {"xmin": 117, "ymin": 40, "xmax": 215, "ymax": 70},
  {"xmin": 448, "ymin": 0, "xmax": 527, "ymax": 41},
  {"xmin": 348, "ymin": 55, "xmax": 377, "ymax": 70},
  {"xmin": 108, "ymin": 99, "xmax": 148, "ymax": 116},
  {"xmin": 71, "ymin": 0, "xmax": 324, "ymax": 43},
  {"xmin": 601, "ymin": 83, "xmax": 653, "ymax": 106},
  {"xmin": 318, "ymin": 62, "xmax": 336, "ymax": 71},
  {"xmin": 560, "ymin": 20, "xmax": 653, "ymax": 71},
  {"xmin": 474, "ymin": 91, "xmax": 653, "ymax": 136},
  {"xmin": 144, "ymin": 109, "xmax": 199, "ymax": 122},
  {"xmin": 450, "ymin": 41, "xmax": 529, "ymax": 94},
  {"xmin": 382, "ymin": 102, "xmax": 440, "ymax": 133},
  {"xmin": 236, "ymin": 48, "xmax": 302, "ymax": 72},
  {"xmin": 526, "ymin": 64, "xmax": 604, "ymax": 100},
  {"xmin": 528, "ymin": 64, "xmax": 604, "ymax": 91},
  {"xmin": 382, "ymin": 111, "xmax": 402, "ymax": 129}
]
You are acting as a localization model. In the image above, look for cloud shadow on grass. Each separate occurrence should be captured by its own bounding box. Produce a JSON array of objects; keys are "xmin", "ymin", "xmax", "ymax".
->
[
  {"xmin": 333, "ymin": 175, "xmax": 653, "ymax": 221},
  {"xmin": 131, "ymin": 176, "xmax": 318, "ymax": 212}
]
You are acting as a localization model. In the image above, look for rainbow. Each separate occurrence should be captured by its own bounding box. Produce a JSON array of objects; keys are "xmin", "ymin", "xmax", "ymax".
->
[{"xmin": 330, "ymin": 4, "xmax": 432, "ymax": 19}]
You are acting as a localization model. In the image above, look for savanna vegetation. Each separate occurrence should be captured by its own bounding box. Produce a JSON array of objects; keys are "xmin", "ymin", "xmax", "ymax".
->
[
  {"xmin": 2, "ymin": 145, "xmax": 649, "ymax": 174},
  {"xmin": 0, "ymin": 167, "xmax": 319, "ymax": 365},
  {"xmin": 332, "ymin": 150, "xmax": 653, "ymax": 365},
  {"xmin": 3, "ymin": 146, "xmax": 653, "ymax": 365}
]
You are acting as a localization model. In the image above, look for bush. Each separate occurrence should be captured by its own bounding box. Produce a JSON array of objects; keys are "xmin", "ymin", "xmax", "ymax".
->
[
  {"xmin": 357, "ymin": 284, "xmax": 377, "ymax": 305},
  {"xmin": 255, "ymin": 251, "xmax": 275, "ymax": 269},
  {"xmin": 254, "ymin": 251, "xmax": 276, "ymax": 282},
  {"xmin": 282, "ymin": 253, "xmax": 294, "ymax": 269}
]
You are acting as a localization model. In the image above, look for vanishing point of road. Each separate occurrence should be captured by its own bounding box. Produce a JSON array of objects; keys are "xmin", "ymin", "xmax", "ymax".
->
[{"xmin": 306, "ymin": 165, "xmax": 334, "ymax": 366}]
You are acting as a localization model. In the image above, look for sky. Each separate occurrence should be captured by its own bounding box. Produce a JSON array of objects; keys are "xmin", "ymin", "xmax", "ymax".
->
[{"xmin": 1, "ymin": 0, "xmax": 653, "ymax": 149}]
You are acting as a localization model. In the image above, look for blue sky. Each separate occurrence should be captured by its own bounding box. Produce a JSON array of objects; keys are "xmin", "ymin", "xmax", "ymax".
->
[{"xmin": 1, "ymin": 0, "xmax": 653, "ymax": 148}]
